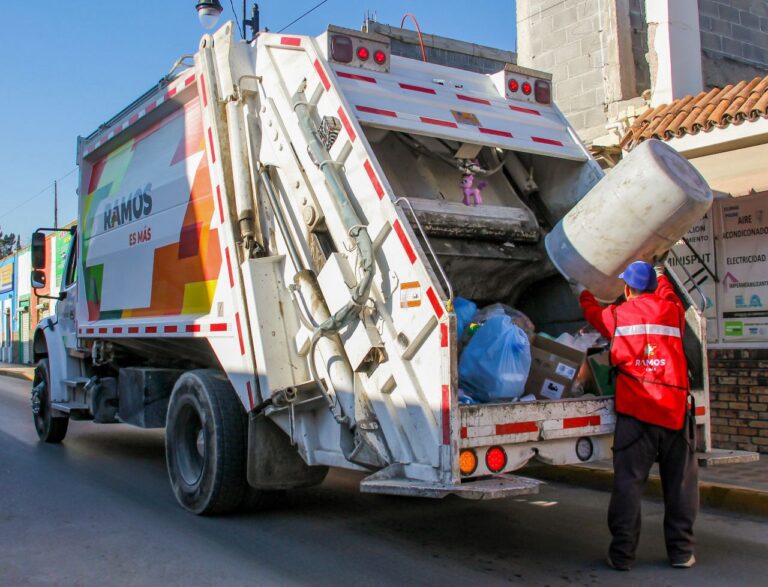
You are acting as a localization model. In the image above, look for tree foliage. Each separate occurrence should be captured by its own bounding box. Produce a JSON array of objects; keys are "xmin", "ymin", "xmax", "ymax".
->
[{"xmin": 0, "ymin": 230, "xmax": 17, "ymax": 259}]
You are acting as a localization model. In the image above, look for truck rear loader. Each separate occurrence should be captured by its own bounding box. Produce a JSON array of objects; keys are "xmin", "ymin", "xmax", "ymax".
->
[{"xmin": 30, "ymin": 20, "xmax": 714, "ymax": 514}]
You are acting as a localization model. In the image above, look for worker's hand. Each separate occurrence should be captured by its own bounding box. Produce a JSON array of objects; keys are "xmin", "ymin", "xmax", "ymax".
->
[{"xmin": 568, "ymin": 279, "xmax": 587, "ymax": 296}]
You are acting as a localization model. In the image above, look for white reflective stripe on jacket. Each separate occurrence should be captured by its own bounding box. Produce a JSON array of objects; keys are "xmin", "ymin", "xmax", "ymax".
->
[{"xmin": 614, "ymin": 324, "xmax": 681, "ymax": 338}]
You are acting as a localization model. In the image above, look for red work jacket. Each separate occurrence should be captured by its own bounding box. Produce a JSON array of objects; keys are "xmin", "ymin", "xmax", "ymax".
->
[{"xmin": 580, "ymin": 276, "xmax": 689, "ymax": 430}]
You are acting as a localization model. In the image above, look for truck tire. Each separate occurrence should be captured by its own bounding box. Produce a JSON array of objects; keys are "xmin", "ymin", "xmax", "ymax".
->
[
  {"xmin": 165, "ymin": 370, "xmax": 249, "ymax": 515},
  {"xmin": 32, "ymin": 358, "xmax": 69, "ymax": 443}
]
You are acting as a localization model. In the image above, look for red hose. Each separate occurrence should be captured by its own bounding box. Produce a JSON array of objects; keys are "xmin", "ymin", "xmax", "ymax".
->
[{"xmin": 400, "ymin": 13, "xmax": 428, "ymax": 63}]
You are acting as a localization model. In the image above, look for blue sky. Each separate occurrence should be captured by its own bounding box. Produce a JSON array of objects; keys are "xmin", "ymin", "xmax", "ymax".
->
[{"xmin": 0, "ymin": 1, "xmax": 517, "ymax": 245}]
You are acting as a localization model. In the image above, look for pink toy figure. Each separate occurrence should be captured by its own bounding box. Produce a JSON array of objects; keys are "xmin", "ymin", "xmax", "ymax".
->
[{"xmin": 460, "ymin": 174, "xmax": 487, "ymax": 206}]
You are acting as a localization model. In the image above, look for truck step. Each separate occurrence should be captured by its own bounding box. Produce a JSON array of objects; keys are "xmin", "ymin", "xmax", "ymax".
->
[
  {"xmin": 51, "ymin": 402, "xmax": 90, "ymax": 414},
  {"xmin": 360, "ymin": 465, "xmax": 542, "ymax": 500},
  {"xmin": 64, "ymin": 377, "xmax": 90, "ymax": 387}
]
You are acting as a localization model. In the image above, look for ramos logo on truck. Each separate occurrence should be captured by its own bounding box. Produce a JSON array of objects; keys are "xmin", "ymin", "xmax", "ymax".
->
[{"xmin": 103, "ymin": 184, "xmax": 153, "ymax": 231}]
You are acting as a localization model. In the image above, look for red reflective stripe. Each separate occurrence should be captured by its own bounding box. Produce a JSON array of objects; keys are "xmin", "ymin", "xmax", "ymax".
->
[
  {"xmin": 479, "ymin": 127, "xmax": 513, "ymax": 138},
  {"xmin": 112, "ymin": 327, "xmax": 123, "ymax": 334},
  {"xmin": 145, "ymin": 326, "xmax": 157, "ymax": 334},
  {"xmin": 509, "ymin": 104, "xmax": 540, "ymax": 115},
  {"xmin": 563, "ymin": 415, "xmax": 601, "ymax": 429},
  {"xmin": 336, "ymin": 71, "xmax": 377, "ymax": 83},
  {"xmin": 186, "ymin": 324, "xmax": 201, "ymax": 333},
  {"xmin": 128, "ymin": 326, "xmax": 139, "ymax": 334},
  {"xmin": 86, "ymin": 328, "xmax": 94, "ymax": 334},
  {"xmin": 420, "ymin": 116, "xmax": 458, "ymax": 128},
  {"xmin": 337, "ymin": 106, "xmax": 356, "ymax": 142},
  {"xmin": 399, "ymin": 82, "xmax": 436, "ymax": 94},
  {"xmin": 225, "ymin": 247, "xmax": 234, "ymax": 288},
  {"xmin": 145, "ymin": 101, "xmax": 156, "ymax": 114},
  {"xmin": 356, "ymin": 105, "xmax": 397, "ymax": 117},
  {"xmin": 695, "ymin": 406, "xmax": 706, "ymax": 416},
  {"xmin": 281, "ymin": 36, "xmax": 301, "ymax": 46},
  {"xmin": 496, "ymin": 421, "xmax": 538, "ymax": 435},
  {"xmin": 246, "ymin": 380, "xmax": 255, "ymax": 410},
  {"xmin": 460, "ymin": 426, "xmax": 468, "ymax": 439},
  {"xmin": 164, "ymin": 325, "xmax": 178, "ymax": 333},
  {"xmin": 207, "ymin": 128, "xmax": 216, "ymax": 162},
  {"xmin": 200, "ymin": 74, "xmax": 208, "ymax": 107},
  {"xmin": 166, "ymin": 87, "xmax": 177, "ymax": 99},
  {"xmin": 129, "ymin": 114, "xmax": 139, "ymax": 125},
  {"xmin": 98, "ymin": 328, "xmax": 107, "ymax": 334},
  {"xmin": 440, "ymin": 323, "xmax": 448, "ymax": 347},
  {"xmin": 457, "ymin": 94, "xmax": 490, "ymax": 105},
  {"xmin": 185, "ymin": 74, "xmax": 196, "ymax": 87},
  {"xmin": 442, "ymin": 385, "xmax": 451, "ymax": 445},
  {"xmin": 393, "ymin": 220, "xmax": 416, "ymax": 264},
  {"xmin": 426, "ymin": 287, "xmax": 444, "ymax": 318},
  {"xmin": 210, "ymin": 323, "xmax": 228, "ymax": 332},
  {"xmin": 313, "ymin": 59, "xmax": 331, "ymax": 91},
  {"xmin": 235, "ymin": 313, "xmax": 245, "ymax": 355},
  {"xmin": 532, "ymin": 136, "xmax": 563, "ymax": 146},
  {"xmin": 363, "ymin": 159, "xmax": 385, "ymax": 199},
  {"xmin": 216, "ymin": 185, "xmax": 224, "ymax": 224}
]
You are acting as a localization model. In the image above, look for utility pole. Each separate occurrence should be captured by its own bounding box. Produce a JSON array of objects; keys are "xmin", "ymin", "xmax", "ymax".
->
[{"xmin": 54, "ymin": 180, "xmax": 58, "ymax": 229}]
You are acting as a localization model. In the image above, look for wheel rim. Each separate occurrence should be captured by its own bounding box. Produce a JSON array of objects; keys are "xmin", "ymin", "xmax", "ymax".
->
[{"xmin": 174, "ymin": 401, "xmax": 206, "ymax": 487}]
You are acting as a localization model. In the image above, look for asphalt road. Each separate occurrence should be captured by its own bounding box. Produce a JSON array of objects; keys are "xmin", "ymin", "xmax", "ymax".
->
[{"xmin": 1, "ymin": 374, "xmax": 767, "ymax": 587}]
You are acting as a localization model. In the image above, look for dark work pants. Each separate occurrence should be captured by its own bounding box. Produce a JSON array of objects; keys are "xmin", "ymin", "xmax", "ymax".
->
[{"xmin": 608, "ymin": 413, "xmax": 699, "ymax": 566}]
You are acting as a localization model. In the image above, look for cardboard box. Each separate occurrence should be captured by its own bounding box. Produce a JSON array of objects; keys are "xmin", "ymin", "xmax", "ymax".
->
[{"xmin": 524, "ymin": 335, "xmax": 586, "ymax": 401}]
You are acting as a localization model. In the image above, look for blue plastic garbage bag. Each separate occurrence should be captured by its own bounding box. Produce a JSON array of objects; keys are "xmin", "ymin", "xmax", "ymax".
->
[
  {"xmin": 454, "ymin": 297, "xmax": 477, "ymax": 340},
  {"xmin": 458, "ymin": 315, "xmax": 532, "ymax": 403}
]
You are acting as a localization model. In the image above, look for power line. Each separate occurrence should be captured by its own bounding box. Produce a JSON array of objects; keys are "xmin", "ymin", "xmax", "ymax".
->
[
  {"xmin": 0, "ymin": 167, "xmax": 77, "ymax": 224},
  {"xmin": 517, "ymin": 0, "xmax": 572, "ymax": 26},
  {"xmin": 229, "ymin": 0, "xmax": 244, "ymax": 39},
  {"xmin": 277, "ymin": 0, "xmax": 331, "ymax": 33}
]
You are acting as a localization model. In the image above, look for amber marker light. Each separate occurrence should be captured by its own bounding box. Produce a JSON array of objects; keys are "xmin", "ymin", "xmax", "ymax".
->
[{"xmin": 459, "ymin": 449, "xmax": 478, "ymax": 476}]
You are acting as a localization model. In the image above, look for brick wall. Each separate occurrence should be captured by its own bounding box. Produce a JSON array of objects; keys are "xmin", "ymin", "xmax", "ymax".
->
[
  {"xmin": 698, "ymin": 0, "xmax": 768, "ymax": 87},
  {"xmin": 708, "ymin": 348, "xmax": 768, "ymax": 454}
]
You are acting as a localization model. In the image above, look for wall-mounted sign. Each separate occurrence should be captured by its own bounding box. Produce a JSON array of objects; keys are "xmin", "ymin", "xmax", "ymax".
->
[
  {"xmin": 0, "ymin": 264, "xmax": 13, "ymax": 294},
  {"xmin": 715, "ymin": 194, "xmax": 768, "ymax": 342}
]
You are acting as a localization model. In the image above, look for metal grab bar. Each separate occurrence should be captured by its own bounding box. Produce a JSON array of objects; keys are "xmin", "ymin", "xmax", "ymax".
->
[
  {"xmin": 394, "ymin": 197, "xmax": 454, "ymax": 308},
  {"xmin": 667, "ymin": 248, "xmax": 708, "ymax": 314}
]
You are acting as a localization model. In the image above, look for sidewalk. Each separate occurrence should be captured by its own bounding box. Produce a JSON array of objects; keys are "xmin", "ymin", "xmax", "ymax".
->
[
  {"xmin": 524, "ymin": 454, "xmax": 767, "ymax": 517},
  {"xmin": 0, "ymin": 363, "xmax": 34, "ymax": 381}
]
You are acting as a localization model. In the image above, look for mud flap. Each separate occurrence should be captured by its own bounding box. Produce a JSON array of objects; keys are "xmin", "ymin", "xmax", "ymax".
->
[{"xmin": 247, "ymin": 412, "xmax": 329, "ymax": 490}]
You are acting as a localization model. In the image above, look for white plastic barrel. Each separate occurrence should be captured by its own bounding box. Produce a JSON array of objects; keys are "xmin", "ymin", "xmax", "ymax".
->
[{"xmin": 545, "ymin": 139, "xmax": 713, "ymax": 301}]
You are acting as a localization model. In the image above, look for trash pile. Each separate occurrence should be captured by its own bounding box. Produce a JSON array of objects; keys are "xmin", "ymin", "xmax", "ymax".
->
[{"xmin": 455, "ymin": 297, "xmax": 612, "ymax": 405}]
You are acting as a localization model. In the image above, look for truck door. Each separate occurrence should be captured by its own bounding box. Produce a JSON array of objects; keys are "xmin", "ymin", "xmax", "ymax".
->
[{"xmin": 56, "ymin": 233, "xmax": 79, "ymax": 349}]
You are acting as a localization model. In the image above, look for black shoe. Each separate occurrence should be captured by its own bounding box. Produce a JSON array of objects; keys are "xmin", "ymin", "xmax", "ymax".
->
[{"xmin": 606, "ymin": 555, "xmax": 631, "ymax": 571}]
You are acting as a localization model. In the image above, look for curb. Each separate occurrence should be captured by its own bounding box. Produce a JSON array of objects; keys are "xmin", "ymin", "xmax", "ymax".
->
[
  {"xmin": 0, "ymin": 369, "xmax": 34, "ymax": 382},
  {"xmin": 524, "ymin": 464, "xmax": 768, "ymax": 518}
]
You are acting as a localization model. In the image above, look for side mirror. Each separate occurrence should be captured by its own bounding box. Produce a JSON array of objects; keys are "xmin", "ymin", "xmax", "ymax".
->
[
  {"xmin": 32, "ymin": 232, "xmax": 46, "ymax": 270},
  {"xmin": 31, "ymin": 270, "xmax": 46, "ymax": 289}
]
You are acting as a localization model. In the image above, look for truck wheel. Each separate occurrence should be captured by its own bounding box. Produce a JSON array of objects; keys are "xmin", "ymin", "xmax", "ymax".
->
[
  {"xmin": 165, "ymin": 370, "xmax": 248, "ymax": 515},
  {"xmin": 32, "ymin": 358, "xmax": 69, "ymax": 443}
]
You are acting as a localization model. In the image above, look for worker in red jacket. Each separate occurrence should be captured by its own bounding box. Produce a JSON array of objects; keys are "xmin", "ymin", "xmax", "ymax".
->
[{"xmin": 575, "ymin": 260, "xmax": 698, "ymax": 571}]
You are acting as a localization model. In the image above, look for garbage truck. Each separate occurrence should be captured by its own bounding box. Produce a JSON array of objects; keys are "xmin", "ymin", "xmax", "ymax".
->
[{"xmin": 29, "ymin": 20, "xmax": 715, "ymax": 514}]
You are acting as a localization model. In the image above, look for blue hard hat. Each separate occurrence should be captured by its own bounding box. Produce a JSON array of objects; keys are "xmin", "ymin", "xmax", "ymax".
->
[{"xmin": 619, "ymin": 261, "xmax": 657, "ymax": 291}]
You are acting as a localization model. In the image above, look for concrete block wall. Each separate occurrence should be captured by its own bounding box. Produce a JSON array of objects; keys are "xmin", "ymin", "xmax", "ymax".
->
[
  {"xmin": 517, "ymin": 0, "xmax": 610, "ymax": 143},
  {"xmin": 698, "ymin": 0, "xmax": 768, "ymax": 87},
  {"xmin": 708, "ymin": 348, "xmax": 768, "ymax": 454}
]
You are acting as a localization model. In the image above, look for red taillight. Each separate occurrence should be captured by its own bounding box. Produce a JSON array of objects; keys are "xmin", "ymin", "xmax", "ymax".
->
[
  {"xmin": 535, "ymin": 80, "xmax": 551, "ymax": 104},
  {"xmin": 331, "ymin": 34, "xmax": 354, "ymax": 63},
  {"xmin": 508, "ymin": 78, "xmax": 519, "ymax": 93},
  {"xmin": 485, "ymin": 446, "xmax": 507, "ymax": 473},
  {"xmin": 522, "ymin": 82, "xmax": 532, "ymax": 95},
  {"xmin": 373, "ymin": 50, "xmax": 387, "ymax": 65},
  {"xmin": 356, "ymin": 46, "xmax": 370, "ymax": 61}
]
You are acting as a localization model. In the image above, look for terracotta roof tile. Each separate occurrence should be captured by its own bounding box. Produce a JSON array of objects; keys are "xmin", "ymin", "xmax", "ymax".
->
[{"xmin": 622, "ymin": 74, "xmax": 768, "ymax": 150}]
